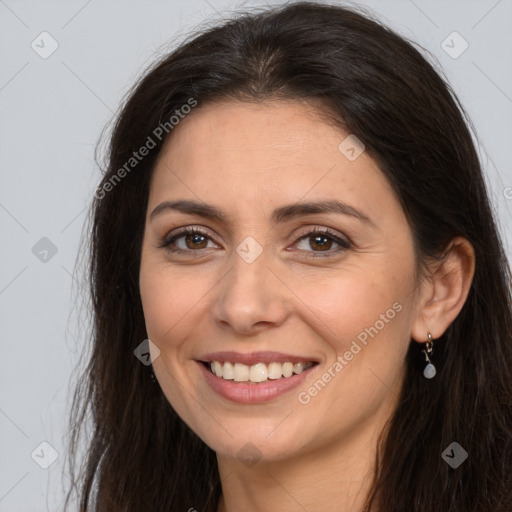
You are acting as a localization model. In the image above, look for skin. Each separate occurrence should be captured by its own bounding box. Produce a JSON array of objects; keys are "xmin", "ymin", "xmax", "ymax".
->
[{"xmin": 139, "ymin": 99, "xmax": 475, "ymax": 512}]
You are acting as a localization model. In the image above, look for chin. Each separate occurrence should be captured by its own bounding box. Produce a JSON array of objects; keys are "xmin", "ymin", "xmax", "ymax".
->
[{"xmin": 193, "ymin": 418, "xmax": 311, "ymax": 465}]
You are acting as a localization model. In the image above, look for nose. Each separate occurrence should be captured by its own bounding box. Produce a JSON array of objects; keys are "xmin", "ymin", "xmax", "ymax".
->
[{"xmin": 211, "ymin": 246, "xmax": 290, "ymax": 336}]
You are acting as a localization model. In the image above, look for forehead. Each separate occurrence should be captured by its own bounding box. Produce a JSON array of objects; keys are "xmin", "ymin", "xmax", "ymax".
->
[{"xmin": 148, "ymin": 99, "xmax": 397, "ymax": 223}]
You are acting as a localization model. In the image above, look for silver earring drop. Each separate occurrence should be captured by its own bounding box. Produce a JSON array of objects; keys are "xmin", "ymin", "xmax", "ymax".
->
[{"xmin": 421, "ymin": 332, "xmax": 436, "ymax": 379}]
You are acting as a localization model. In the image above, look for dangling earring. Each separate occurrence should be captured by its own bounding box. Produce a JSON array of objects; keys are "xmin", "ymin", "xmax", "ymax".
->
[{"xmin": 422, "ymin": 332, "xmax": 436, "ymax": 379}]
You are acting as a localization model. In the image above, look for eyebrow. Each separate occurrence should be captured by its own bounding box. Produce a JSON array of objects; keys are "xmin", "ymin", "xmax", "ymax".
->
[{"xmin": 149, "ymin": 199, "xmax": 375, "ymax": 227}]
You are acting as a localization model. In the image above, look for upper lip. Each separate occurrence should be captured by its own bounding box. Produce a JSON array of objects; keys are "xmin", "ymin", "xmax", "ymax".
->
[{"xmin": 197, "ymin": 351, "xmax": 319, "ymax": 366}]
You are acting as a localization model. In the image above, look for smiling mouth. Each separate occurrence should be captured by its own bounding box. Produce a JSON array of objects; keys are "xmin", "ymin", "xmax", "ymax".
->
[{"xmin": 202, "ymin": 360, "xmax": 318, "ymax": 383}]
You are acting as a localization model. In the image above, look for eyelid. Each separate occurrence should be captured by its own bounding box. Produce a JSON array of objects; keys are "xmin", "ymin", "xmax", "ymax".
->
[
  {"xmin": 293, "ymin": 226, "xmax": 351, "ymax": 246},
  {"xmin": 159, "ymin": 225, "xmax": 351, "ymax": 256},
  {"xmin": 289, "ymin": 226, "xmax": 351, "ymax": 257},
  {"xmin": 158, "ymin": 226, "xmax": 218, "ymax": 250}
]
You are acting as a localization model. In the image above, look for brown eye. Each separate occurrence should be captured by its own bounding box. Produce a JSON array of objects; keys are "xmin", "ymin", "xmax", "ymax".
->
[
  {"xmin": 182, "ymin": 232, "xmax": 208, "ymax": 250},
  {"xmin": 293, "ymin": 228, "xmax": 351, "ymax": 258},
  {"xmin": 160, "ymin": 227, "xmax": 217, "ymax": 253},
  {"xmin": 308, "ymin": 234, "xmax": 334, "ymax": 251}
]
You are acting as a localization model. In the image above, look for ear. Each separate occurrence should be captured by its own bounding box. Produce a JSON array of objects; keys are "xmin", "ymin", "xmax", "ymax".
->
[{"xmin": 411, "ymin": 236, "xmax": 475, "ymax": 343}]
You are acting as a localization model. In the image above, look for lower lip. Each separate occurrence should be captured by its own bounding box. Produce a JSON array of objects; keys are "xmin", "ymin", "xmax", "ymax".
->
[{"xmin": 197, "ymin": 362, "xmax": 315, "ymax": 404}]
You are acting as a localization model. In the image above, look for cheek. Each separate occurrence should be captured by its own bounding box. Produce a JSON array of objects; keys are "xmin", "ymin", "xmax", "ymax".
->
[
  {"xmin": 290, "ymin": 265, "xmax": 406, "ymax": 348},
  {"xmin": 139, "ymin": 263, "xmax": 204, "ymax": 411},
  {"xmin": 139, "ymin": 262, "xmax": 199, "ymax": 344}
]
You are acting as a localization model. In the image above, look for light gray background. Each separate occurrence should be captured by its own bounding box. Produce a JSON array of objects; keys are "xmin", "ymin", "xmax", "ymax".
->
[{"xmin": 1, "ymin": 0, "xmax": 511, "ymax": 510}]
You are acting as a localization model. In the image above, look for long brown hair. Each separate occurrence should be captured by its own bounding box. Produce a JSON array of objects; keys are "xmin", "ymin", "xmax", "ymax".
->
[{"xmin": 64, "ymin": 2, "xmax": 512, "ymax": 511}]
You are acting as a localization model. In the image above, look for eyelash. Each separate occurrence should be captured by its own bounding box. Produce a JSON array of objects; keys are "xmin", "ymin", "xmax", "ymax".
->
[{"xmin": 158, "ymin": 226, "xmax": 352, "ymax": 258}]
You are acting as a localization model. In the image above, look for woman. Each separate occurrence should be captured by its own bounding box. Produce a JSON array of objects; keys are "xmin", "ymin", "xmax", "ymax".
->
[{"xmin": 65, "ymin": 2, "xmax": 512, "ymax": 511}]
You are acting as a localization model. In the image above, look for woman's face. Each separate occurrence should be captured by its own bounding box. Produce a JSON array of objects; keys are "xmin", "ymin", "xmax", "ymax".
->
[{"xmin": 139, "ymin": 99, "xmax": 424, "ymax": 463}]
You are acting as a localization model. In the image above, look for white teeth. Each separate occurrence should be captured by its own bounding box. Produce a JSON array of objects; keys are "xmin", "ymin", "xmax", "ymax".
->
[
  {"xmin": 233, "ymin": 362, "xmax": 249, "ymax": 382},
  {"xmin": 249, "ymin": 363, "xmax": 268, "ymax": 383},
  {"xmin": 293, "ymin": 362, "xmax": 304, "ymax": 374},
  {"xmin": 267, "ymin": 362, "xmax": 282, "ymax": 379},
  {"xmin": 214, "ymin": 361, "xmax": 223, "ymax": 377},
  {"xmin": 222, "ymin": 361, "xmax": 234, "ymax": 380},
  {"xmin": 207, "ymin": 360, "xmax": 314, "ymax": 382},
  {"xmin": 282, "ymin": 362, "xmax": 293, "ymax": 378}
]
